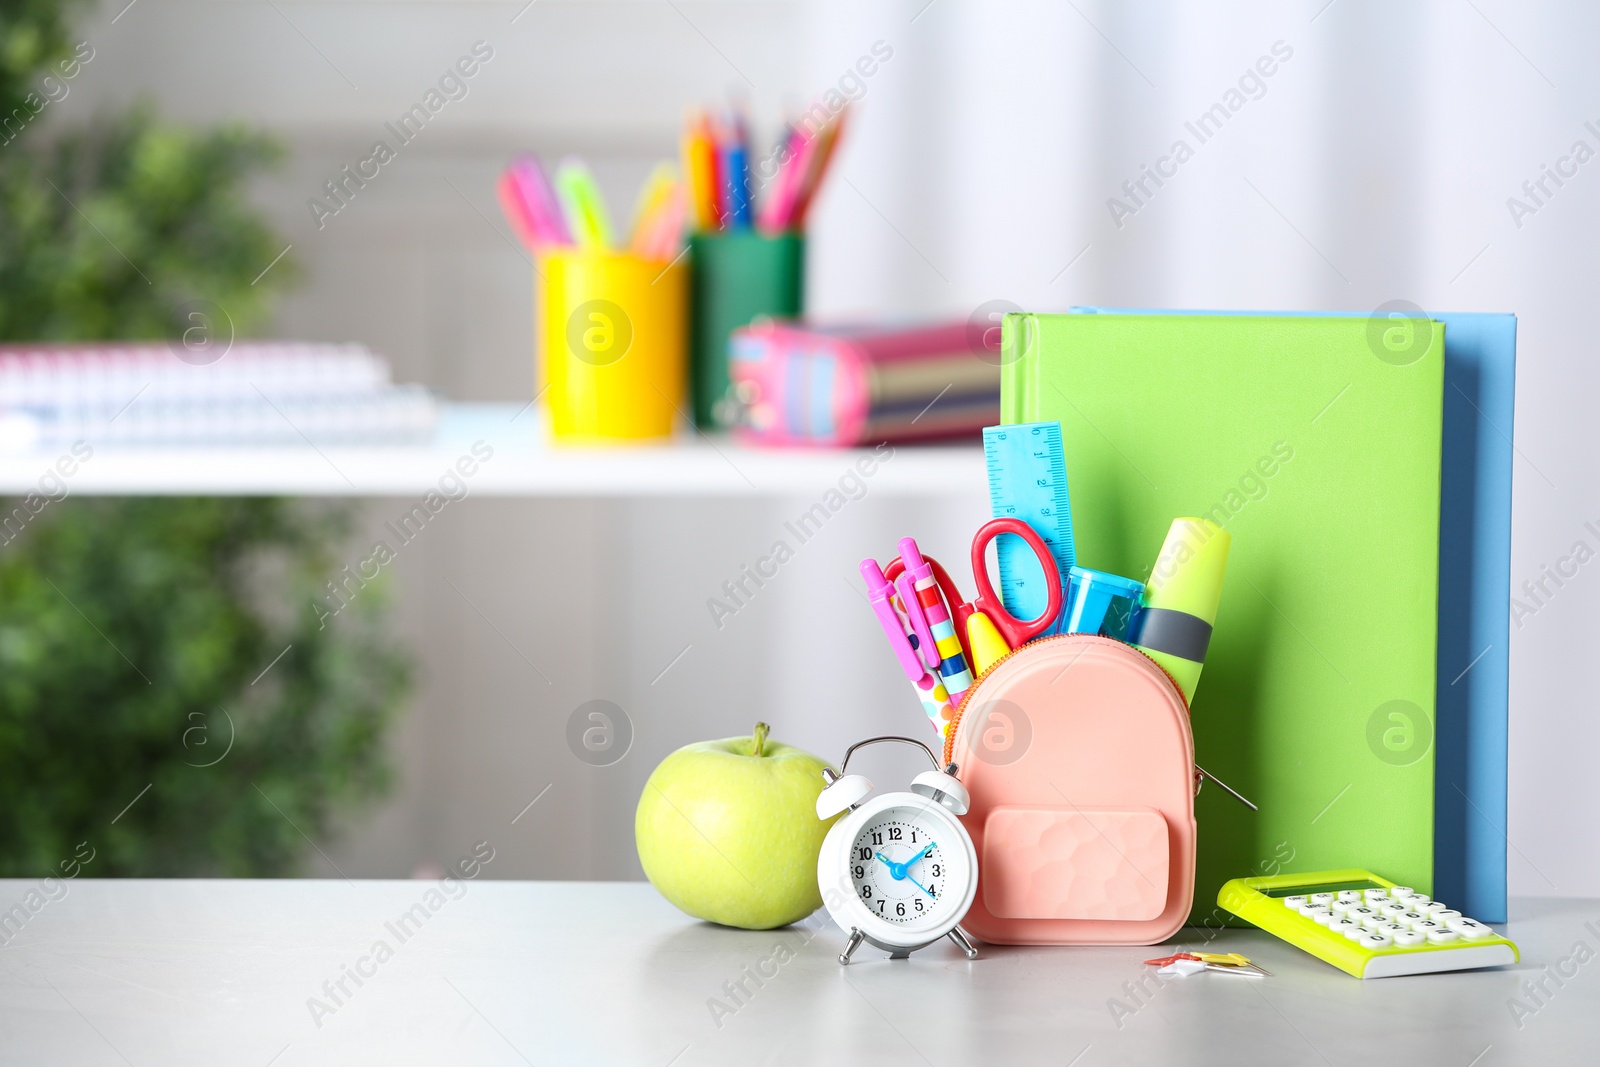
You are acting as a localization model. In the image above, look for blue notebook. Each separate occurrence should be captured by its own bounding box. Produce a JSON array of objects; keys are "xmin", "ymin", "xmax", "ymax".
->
[{"xmin": 1075, "ymin": 307, "xmax": 1514, "ymax": 924}]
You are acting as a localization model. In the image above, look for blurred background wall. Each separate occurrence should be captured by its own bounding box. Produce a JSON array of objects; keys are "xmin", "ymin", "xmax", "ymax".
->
[{"xmin": 63, "ymin": 0, "xmax": 1599, "ymax": 897}]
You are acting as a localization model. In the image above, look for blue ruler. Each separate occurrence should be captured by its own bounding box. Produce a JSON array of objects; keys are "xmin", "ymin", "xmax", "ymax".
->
[{"xmin": 983, "ymin": 421, "xmax": 1076, "ymax": 632}]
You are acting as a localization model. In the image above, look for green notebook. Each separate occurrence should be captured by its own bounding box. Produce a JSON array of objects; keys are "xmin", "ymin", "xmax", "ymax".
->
[{"xmin": 1000, "ymin": 313, "xmax": 1444, "ymax": 926}]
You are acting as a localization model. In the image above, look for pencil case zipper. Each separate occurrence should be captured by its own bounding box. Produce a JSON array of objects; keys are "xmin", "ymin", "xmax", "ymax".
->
[{"xmin": 942, "ymin": 632, "xmax": 1192, "ymax": 769}]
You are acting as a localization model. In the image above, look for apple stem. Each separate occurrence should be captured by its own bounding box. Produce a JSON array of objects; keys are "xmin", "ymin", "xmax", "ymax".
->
[{"xmin": 751, "ymin": 722, "xmax": 769, "ymax": 757}]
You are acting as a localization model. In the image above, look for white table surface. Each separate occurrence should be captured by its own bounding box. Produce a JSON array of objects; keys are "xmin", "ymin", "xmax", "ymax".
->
[{"xmin": 0, "ymin": 880, "xmax": 1587, "ymax": 1066}]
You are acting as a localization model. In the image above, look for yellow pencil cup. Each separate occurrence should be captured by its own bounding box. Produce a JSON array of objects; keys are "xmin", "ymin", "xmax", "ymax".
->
[{"xmin": 537, "ymin": 248, "xmax": 686, "ymax": 442}]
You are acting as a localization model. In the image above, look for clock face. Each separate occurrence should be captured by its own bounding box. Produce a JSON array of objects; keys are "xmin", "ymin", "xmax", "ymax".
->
[{"xmin": 848, "ymin": 807, "xmax": 952, "ymax": 927}]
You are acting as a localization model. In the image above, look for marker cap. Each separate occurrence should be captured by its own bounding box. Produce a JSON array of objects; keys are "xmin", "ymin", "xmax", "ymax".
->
[{"xmin": 1132, "ymin": 517, "xmax": 1231, "ymax": 704}]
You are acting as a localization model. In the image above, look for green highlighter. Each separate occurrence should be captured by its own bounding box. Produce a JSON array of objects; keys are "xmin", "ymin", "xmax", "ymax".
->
[
  {"xmin": 1130, "ymin": 517, "xmax": 1230, "ymax": 704},
  {"xmin": 554, "ymin": 159, "xmax": 613, "ymax": 249}
]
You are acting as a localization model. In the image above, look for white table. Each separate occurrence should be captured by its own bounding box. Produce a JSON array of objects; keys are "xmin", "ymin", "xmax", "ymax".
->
[{"xmin": 0, "ymin": 880, "xmax": 1586, "ymax": 1065}]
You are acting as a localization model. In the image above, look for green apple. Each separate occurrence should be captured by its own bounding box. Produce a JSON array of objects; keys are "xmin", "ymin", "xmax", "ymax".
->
[{"xmin": 636, "ymin": 722, "xmax": 837, "ymax": 930}]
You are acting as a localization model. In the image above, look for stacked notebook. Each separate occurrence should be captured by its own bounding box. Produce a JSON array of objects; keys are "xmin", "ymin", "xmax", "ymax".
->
[
  {"xmin": 0, "ymin": 343, "xmax": 438, "ymax": 451},
  {"xmin": 1001, "ymin": 309, "xmax": 1515, "ymax": 926}
]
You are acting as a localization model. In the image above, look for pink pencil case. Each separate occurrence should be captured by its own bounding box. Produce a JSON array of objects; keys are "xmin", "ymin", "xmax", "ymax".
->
[
  {"xmin": 943, "ymin": 634, "xmax": 1197, "ymax": 945},
  {"xmin": 726, "ymin": 320, "xmax": 999, "ymax": 447}
]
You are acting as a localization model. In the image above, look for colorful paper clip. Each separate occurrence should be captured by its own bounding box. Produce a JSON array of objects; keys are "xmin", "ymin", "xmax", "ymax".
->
[{"xmin": 1143, "ymin": 951, "xmax": 1271, "ymax": 977}]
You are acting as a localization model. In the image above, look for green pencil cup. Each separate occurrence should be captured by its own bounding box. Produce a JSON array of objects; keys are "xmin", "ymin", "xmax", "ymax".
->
[{"xmin": 688, "ymin": 231, "xmax": 805, "ymax": 428}]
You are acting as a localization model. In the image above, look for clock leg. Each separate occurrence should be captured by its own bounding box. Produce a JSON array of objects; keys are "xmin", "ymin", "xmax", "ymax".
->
[
  {"xmin": 947, "ymin": 926, "xmax": 978, "ymax": 960},
  {"xmin": 838, "ymin": 928, "xmax": 866, "ymax": 966}
]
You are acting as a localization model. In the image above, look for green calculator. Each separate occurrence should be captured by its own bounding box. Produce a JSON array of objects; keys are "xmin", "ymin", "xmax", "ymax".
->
[{"xmin": 1218, "ymin": 869, "xmax": 1518, "ymax": 979}]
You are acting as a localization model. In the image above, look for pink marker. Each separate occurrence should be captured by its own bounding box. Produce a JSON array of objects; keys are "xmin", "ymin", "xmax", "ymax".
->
[
  {"xmin": 861, "ymin": 558, "xmax": 954, "ymax": 733},
  {"xmin": 509, "ymin": 155, "xmax": 571, "ymax": 246},
  {"xmin": 861, "ymin": 559, "xmax": 924, "ymax": 681}
]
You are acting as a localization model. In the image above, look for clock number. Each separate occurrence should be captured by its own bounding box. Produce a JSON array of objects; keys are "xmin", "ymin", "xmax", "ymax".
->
[
  {"xmin": 871, "ymin": 832, "xmax": 883, "ymax": 846},
  {"xmin": 930, "ymin": 864, "xmax": 940, "ymax": 877},
  {"xmin": 889, "ymin": 827, "xmax": 902, "ymax": 841},
  {"xmin": 857, "ymin": 847, "xmax": 871, "ymax": 861},
  {"xmin": 911, "ymin": 830, "xmax": 918, "ymax": 843},
  {"xmin": 896, "ymin": 903, "xmax": 905, "ymax": 917},
  {"xmin": 860, "ymin": 884, "xmax": 872, "ymax": 899},
  {"xmin": 853, "ymin": 865, "xmax": 864, "ymax": 879},
  {"xmin": 878, "ymin": 899, "xmax": 885, "ymax": 913},
  {"xmin": 915, "ymin": 898, "xmax": 923, "ymax": 912}
]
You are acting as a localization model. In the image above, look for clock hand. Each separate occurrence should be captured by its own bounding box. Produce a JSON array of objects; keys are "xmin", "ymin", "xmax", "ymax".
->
[
  {"xmin": 874, "ymin": 851, "xmax": 907, "ymax": 880},
  {"xmin": 908, "ymin": 875, "xmax": 936, "ymax": 899}
]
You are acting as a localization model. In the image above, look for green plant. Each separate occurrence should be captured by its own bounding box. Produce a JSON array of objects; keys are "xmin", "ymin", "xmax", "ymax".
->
[
  {"xmin": 0, "ymin": 497, "xmax": 407, "ymax": 876},
  {"xmin": 0, "ymin": 0, "xmax": 79, "ymax": 121},
  {"xmin": 0, "ymin": 0, "xmax": 407, "ymax": 875},
  {"xmin": 0, "ymin": 107, "xmax": 296, "ymax": 340},
  {"xmin": 0, "ymin": 0, "xmax": 297, "ymax": 339}
]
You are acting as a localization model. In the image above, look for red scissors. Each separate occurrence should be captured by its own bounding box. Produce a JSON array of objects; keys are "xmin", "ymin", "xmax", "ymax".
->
[{"xmin": 883, "ymin": 518, "xmax": 1063, "ymax": 656}]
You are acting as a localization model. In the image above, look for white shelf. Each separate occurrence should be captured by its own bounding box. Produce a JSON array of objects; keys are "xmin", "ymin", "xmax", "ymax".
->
[{"xmin": 0, "ymin": 403, "xmax": 986, "ymax": 498}]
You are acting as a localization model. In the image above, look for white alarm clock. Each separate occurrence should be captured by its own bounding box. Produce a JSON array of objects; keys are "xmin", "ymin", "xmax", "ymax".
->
[{"xmin": 815, "ymin": 736, "xmax": 980, "ymax": 964}]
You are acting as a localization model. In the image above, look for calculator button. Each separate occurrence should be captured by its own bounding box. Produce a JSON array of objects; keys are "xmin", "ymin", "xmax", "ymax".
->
[
  {"xmin": 1361, "ymin": 915, "xmax": 1390, "ymax": 931},
  {"xmin": 1412, "ymin": 919, "xmax": 1444, "ymax": 934},
  {"xmin": 1426, "ymin": 928, "xmax": 1460, "ymax": 945},
  {"xmin": 1310, "ymin": 893, "xmax": 1335, "ymax": 905},
  {"xmin": 1389, "ymin": 886, "xmax": 1415, "ymax": 899},
  {"xmin": 1378, "ymin": 921, "xmax": 1409, "ymax": 935},
  {"xmin": 1282, "ymin": 895, "xmax": 1308, "ymax": 909},
  {"xmin": 1378, "ymin": 902, "xmax": 1410, "ymax": 918},
  {"xmin": 1347, "ymin": 906, "xmax": 1377, "ymax": 921},
  {"xmin": 1336, "ymin": 891, "xmax": 1363, "ymax": 904},
  {"xmin": 1300, "ymin": 902, "xmax": 1332, "ymax": 917},
  {"xmin": 1399, "ymin": 911, "xmax": 1428, "ymax": 927},
  {"xmin": 1417, "ymin": 901, "xmax": 1449, "ymax": 915},
  {"xmin": 1431, "ymin": 910, "xmax": 1462, "ymax": 922},
  {"xmin": 1359, "ymin": 933, "xmax": 1393, "ymax": 949},
  {"xmin": 1363, "ymin": 889, "xmax": 1389, "ymax": 902},
  {"xmin": 1451, "ymin": 920, "xmax": 1494, "ymax": 940},
  {"xmin": 1390, "ymin": 930, "xmax": 1426, "ymax": 947},
  {"xmin": 1407, "ymin": 893, "xmax": 1430, "ymax": 905},
  {"xmin": 1342, "ymin": 925, "xmax": 1369, "ymax": 941},
  {"xmin": 1330, "ymin": 900, "xmax": 1356, "ymax": 915},
  {"xmin": 1312, "ymin": 910, "xmax": 1339, "ymax": 926},
  {"xmin": 1330, "ymin": 918, "xmax": 1363, "ymax": 936}
]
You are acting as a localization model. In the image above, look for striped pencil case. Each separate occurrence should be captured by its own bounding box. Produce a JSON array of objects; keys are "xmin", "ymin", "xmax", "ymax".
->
[{"xmin": 726, "ymin": 320, "xmax": 999, "ymax": 447}]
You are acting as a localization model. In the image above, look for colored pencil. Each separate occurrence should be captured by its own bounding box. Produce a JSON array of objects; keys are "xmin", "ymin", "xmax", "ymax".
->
[
  {"xmin": 788, "ymin": 107, "xmax": 847, "ymax": 229},
  {"xmin": 682, "ymin": 110, "xmax": 719, "ymax": 231},
  {"xmin": 721, "ymin": 109, "xmax": 751, "ymax": 228},
  {"xmin": 756, "ymin": 124, "xmax": 808, "ymax": 233}
]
